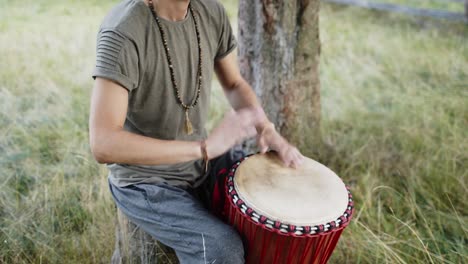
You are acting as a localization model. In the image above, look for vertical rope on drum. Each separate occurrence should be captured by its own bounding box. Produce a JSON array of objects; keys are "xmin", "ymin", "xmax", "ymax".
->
[
  {"xmin": 316, "ymin": 234, "xmax": 329, "ymax": 264},
  {"xmin": 322, "ymin": 235, "xmax": 332, "ymax": 264},
  {"xmin": 323, "ymin": 230, "xmax": 343, "ymax": 263},
  {"xmin": 285, "ymin": 236, "xmax": 300, "ymax": 264},
  {"xmin": 227, "ymin": 202, "xmax": 234, "ymax": 225},
  {"xmin": 320, "ymin": 234, "xmax": 330, "ymax": 262},
  {"xmin": 272, "ymin": 233, "xmax": 286, "ymax": 263},
  {"xmin": 299, "ymin": 236, "xmax": 315, "ymax": 263},
  {"xmin": 259, "ymin": 228, "xmax": 272, "ymax": 263},
  {"xmin": 248, "ymin": 218, "xmax": 255, "ymax": 252},
  {"xmin": 239, "ymin": 213, "xmax": 245, "ymax": 237},
  {"xmin": 314, "ymin": 235, "xmax": 326, "ymax": 263}
]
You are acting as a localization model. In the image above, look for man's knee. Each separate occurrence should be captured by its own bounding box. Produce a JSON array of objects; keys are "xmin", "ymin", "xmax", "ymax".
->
[{"xmin": 206, "ymin": 227, "xmax": 245, "ymax": 263}]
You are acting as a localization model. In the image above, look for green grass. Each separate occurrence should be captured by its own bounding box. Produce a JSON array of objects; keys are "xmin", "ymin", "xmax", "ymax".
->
[
  {"xmin": 0, "ymin": 0, "xmax": 466, "ymax": 263},
  {"xmin": 319, "ymin": 3, "xmax": 467, "ymax": 263}
]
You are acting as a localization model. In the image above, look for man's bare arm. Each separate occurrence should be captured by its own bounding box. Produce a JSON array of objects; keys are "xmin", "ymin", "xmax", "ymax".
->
[
  {"xmin": 214, "ymin": 51, "xmax": 266, "ymax": 126},
  {"xmin": 214, "ymin": 51, "xmax": 304, "ymax": 168},
  {"xmin": 89, "ymin": 78, "xmax": 203, "ymax": 165},
  {"xmin": 89, "ymin": 77, "xmax": 259, "ymax": 164}
]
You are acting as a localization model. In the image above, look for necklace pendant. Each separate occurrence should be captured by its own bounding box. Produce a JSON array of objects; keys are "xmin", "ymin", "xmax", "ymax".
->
[{"xmin": 185, "ymin": 109, "xmax": 194, "ymax": 135}]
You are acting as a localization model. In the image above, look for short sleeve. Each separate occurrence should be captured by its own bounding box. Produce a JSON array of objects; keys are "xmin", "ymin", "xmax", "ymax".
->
[
  {"xmin": 92, "ymin": 29, "xmax": 139, "ymax": 92},
  {"xmin": 214, "ymin": 4, "xmax": 237, "ymax": 60}
]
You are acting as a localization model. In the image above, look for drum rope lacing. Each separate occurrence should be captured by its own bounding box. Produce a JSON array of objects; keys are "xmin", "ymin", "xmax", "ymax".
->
[{"xmin": 226, "ymin": 156, "xmax": 354, "ymax": 236}]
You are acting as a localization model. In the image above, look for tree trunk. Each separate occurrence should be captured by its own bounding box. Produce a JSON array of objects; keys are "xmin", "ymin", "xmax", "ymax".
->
[
  {"xmin": 465, "ymin": 0, "xmax": 468, "ymax": 22},
  {"xmin": 238, "ymin": 0, "xmax": 321, "ymax": 151},
  {"xmin": 111, "ymin": 208, "xmax": 177, "ymax": 264}
]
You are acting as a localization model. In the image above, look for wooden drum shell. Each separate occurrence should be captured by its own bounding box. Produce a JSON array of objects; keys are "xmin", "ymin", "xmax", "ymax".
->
[{"xmin": 223, "ymin": 154, "xmax": 354, "ymax": 264}]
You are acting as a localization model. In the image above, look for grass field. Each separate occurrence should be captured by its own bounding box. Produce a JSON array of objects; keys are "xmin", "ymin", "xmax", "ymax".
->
[{"xmin": 0, "ymin": 0, "xmax": 467, "ymax": 263}]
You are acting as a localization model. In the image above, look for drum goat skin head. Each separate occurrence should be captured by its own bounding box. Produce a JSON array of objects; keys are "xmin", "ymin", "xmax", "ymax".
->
[{"xmin": 234, "ymin": 152, "xmax": 349, "ymax": 226}]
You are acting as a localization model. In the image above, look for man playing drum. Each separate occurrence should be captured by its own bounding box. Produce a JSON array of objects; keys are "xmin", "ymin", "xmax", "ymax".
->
[{"xmin": 88, "ymin": 0, "xmax": 304, "ymax": 263}]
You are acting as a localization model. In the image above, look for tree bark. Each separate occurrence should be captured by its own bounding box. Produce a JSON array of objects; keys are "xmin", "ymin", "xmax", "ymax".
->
[
  {"xmin": 111, "ymin": 208, "xmax": 177, "ymax": 264},
  {"xmin": 465, "ymin": 0, "xmax": 468, "ymax": 22},
  {"xmin": 238, "ymin": 0, "xmax": 321, "ymax": 152}
]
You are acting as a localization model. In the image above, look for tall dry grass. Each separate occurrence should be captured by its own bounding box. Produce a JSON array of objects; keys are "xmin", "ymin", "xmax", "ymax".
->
[{"xmin": 320, "ymin": 3, "xmax": 467, "ymax": 263}]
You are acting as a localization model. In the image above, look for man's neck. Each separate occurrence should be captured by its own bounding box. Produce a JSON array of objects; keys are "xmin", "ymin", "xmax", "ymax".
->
[{"xmin": 144, "ymin": 0, "xmax": 190, "ymax": 22}]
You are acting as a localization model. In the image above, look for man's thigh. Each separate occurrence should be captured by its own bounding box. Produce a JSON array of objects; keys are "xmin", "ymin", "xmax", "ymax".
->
[{"xmin": 109, "ymin": 180, "xmax": 244, "ymax": 264}]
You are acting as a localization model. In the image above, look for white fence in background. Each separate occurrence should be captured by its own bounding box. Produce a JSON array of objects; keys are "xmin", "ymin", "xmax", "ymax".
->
[{"xmin": 323, "ymin": 0, "xmax": 468, "ymax": 23}]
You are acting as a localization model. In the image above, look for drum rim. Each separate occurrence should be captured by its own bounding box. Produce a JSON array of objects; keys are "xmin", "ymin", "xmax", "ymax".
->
[{"xmin": 226, "ymin": 154, "xmax": 355, "ymax": 237}]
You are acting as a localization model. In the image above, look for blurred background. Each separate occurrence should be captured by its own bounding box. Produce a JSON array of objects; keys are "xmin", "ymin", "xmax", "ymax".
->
[{"xmin": 0, "ymin": 0, "xmax": 466, "ymax": 263}]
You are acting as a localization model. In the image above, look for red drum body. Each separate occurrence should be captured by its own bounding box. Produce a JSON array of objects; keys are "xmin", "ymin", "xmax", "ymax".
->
[{"xmin": 223, "ymin": 153, "xmax": 354, "ymax": 264}]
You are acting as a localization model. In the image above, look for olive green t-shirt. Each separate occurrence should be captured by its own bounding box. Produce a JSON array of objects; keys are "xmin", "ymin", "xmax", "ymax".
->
[{"xmin": 91, "ymin": 0, "xmax": 237, "ymax": 188}]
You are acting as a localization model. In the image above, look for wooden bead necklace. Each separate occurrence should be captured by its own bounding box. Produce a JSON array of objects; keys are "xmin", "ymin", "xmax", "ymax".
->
[{"xmin": 148, "ymin": 0, "xmax": 202, "ymax": 135}]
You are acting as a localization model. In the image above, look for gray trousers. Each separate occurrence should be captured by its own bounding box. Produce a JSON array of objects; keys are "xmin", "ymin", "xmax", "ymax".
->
[{"xmin": 108, "ymin": 149, "xmax": 246, "ymax": 264}]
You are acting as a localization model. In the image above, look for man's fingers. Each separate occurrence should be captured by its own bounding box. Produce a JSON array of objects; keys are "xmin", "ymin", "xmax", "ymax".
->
[
  {"xmin": 291, "ymin": 154, "xmax": 302, "ymax": 169},
  {"xmin": 279, "ymin": 147, "xmax": 293, "ymax": 167},
  {"xmin": 278, "ymin": 146, "xmax": 304, "ymax": 169},
  {"xmin": 256, "ymin": 133, "xmax": 268, "ymax": 154},
  {"xmin": 259, "ymin": 140, "xmax": 268, "ymax": 154},
  {"xmin": 288, "ymin": 150, "xmax": 297, "ymax": 168},
  {"xmin": 292, "ymin": 148, "xmax": 304, "ymax": 166}
]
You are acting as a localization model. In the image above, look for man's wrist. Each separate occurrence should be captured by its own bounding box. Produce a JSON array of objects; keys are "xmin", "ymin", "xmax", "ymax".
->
[{"xmin": 257, "ymin": 121, "xmax": 275, "ymax": 135}]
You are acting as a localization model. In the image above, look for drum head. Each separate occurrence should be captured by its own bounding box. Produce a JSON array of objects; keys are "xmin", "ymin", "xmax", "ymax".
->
[{"xmin": 234, "ymin": 152, "xmax": 349, "ymax": 226}]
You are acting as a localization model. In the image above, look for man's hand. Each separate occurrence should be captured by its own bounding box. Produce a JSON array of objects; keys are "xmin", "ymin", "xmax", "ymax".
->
[
  {"xmin": 205, "ymin": 108, "xmax": 258, "ymax": 160},
  {"xmin": 256, "ymin": 121, "xmax": 305, "ymax": 169},
  {"xmin": 214, "ymin": 52, "xmax": 304, "ymax": 168}
]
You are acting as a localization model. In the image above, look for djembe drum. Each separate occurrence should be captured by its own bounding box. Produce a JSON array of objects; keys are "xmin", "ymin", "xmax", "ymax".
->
[{"xmin": 223, "ymin": 152, "xmax": 354, "ymax": 264}]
